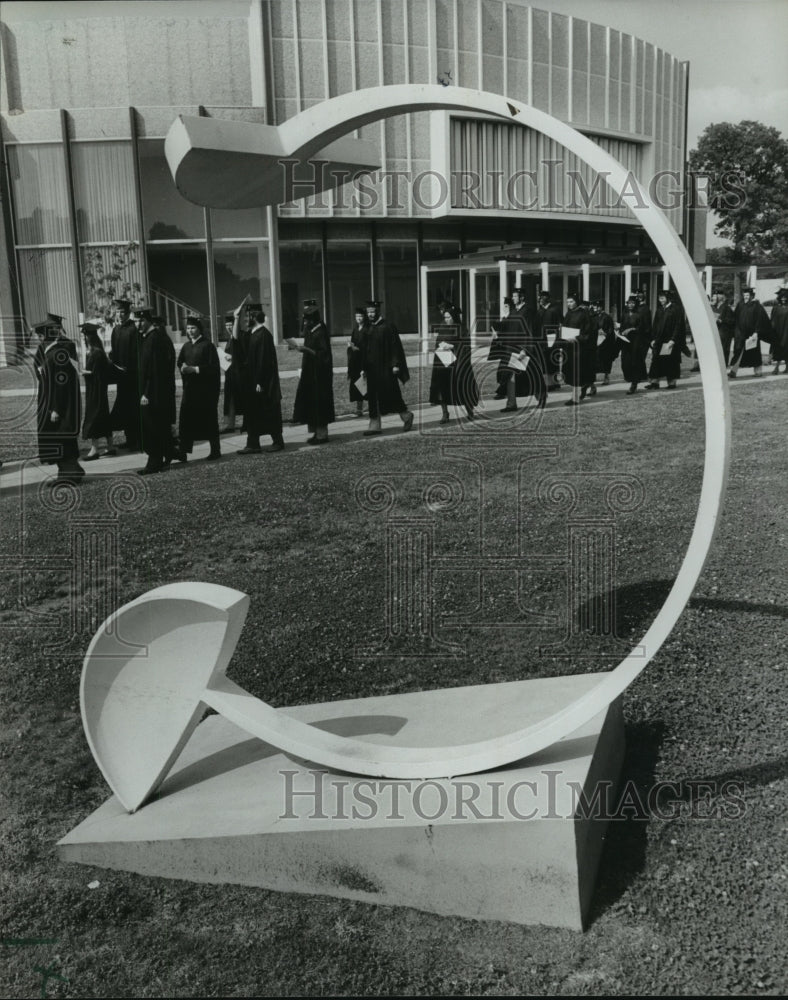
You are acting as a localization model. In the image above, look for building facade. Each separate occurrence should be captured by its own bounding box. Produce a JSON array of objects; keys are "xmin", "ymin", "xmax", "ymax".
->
[{"xmin": 0, "ymin": 0, "xmax": 696, "ymax": 359}]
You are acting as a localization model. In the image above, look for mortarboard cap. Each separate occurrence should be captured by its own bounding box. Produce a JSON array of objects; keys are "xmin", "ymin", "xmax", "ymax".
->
[
  {"xmin": 365, "ymin": 299, "xmax": 381, "ymax": 309},
  {"xmin": 47, "ymin": 312, "xmax": 64, "ymax": 326},
  {"xmin": 33, "ymin": 320, "xmax": 56, "ymax": 335},
  {"xmin": 185, "ymin": 314, "xmax": 203, "ymax": 325},
  {"xmin": 246, "ymin": 302, "xmax": 263, "ymax": 312},
  {"xmin": 302, "ymin": 299, "xmax": 319, "ymax": 314},
  {"xmin": 131, "ymin": 307, "xmax": 153, "ymax": 320},
  {"xmin": 224, "ymin": 312, "xmax": 235, "ymax": 322},
  {"xmin": 79, "ymin": 321, "xmax": 101, "ymax": 333},
  {"xmin": 113, "ymin": 298, "xmax": 132, "ymax": 310},
  {"xmin": 742, "ymin": 286, "xmax": 755, "ymax": 295}
]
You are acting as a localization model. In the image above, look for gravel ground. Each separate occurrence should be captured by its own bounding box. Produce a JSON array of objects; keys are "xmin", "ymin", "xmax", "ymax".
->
[{"xmin": 0, "ymin": 374, "xmax": 785, "ymax": 997}]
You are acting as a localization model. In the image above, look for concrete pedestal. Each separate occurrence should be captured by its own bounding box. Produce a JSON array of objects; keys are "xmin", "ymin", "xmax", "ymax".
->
[{"xmin": 59, "ymin": 674, "xmax": 624, "ymax": 929}]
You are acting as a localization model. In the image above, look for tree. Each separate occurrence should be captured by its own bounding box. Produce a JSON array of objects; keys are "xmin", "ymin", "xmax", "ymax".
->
[
  {"xmin": 82, "ymin": 243, "xmax": 144, "ymax": 322},
  {"xmin": 689, "ymin": 121, "xmax": 788, "ymax": 262}
]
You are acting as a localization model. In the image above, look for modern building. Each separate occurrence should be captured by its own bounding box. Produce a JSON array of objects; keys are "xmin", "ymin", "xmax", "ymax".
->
[{"xmin": 0, "ymin": 0, "xmax": 703, "ymax": 360}]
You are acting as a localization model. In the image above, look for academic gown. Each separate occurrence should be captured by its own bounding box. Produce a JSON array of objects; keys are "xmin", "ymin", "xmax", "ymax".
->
[
  {"xmin": 223, "ymin": 327, "xmax": 250, "ymax": 417},
  {"xmin": 595, "ymin": 310, "xmax": 619, "ymax": 375},
  {"xmin": 347, "ymin": 321, "xmax": 368, "ymax": 402},
  {"xmin": 292, "ymin": 321, "xmax": 336, "ymax": 427},
  {"xmin": 648, "ymin": 304, "xmax": 684, "ymax": 380},
  {"xmin": 561, "ymin": 306, "xmax": 596, "ymax": 387},
  {"xmin": 139, "ymin": 325, "xmax": 176, "ymax": 462},
  {"xmin": 109, "ymin": 318, "xmax": 141, "ymax": 436},
  {"xmin": 177, "ymin": 336, "xmax": 221, "ymax": 446},
  {"xmin": 428, "ymin": 323, "xmax": 479, "ymax": 408},
  {"xmin": 713, "ymin": 303, "xmax": 736, "ymax": 365},
  {"xmin": 732, "ymin": 299, "xmax": 771, "ymax": 369},
  {"xmin": 246, "ymin": 323, "xmax": 283, "ymax": 436},
  {"xmin": 770, "ymin": 302, "xmax": 788, "ymax": 362},
  {"xmin": 81, "ymin": 346, "xmax": 113, "ymax": 440},
  {"xmin": 489, "ymin": 306, "xmax": 535, "ymax": 394},
  {"xmin": 363, "ymin": 317, "xmax": 410, "ymax": 417},
  {"xmin": 35, "ymin": 336, "xmax": 81, "ymax": 463},
  {"xmin": 537, "ymin": 303, "xmax": 564, "ymax": 379},
  {"xmin": 617, "ymin": 307, "xmax": 650, "ymax": 384}
]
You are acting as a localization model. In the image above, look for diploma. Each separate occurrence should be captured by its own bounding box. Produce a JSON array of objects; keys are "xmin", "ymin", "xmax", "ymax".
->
[
  {"xmin": 354, "ymin": 375, "xmax": 367, "ymax": 396},
  {"xmin": 508, "ymin": 353, "xmax": 529, "ymax": 371},
  {"xmin": 436, "ymin": 350, "xmax": 455, "ymax": 366},
  {"xmin": 561, "ymin": 326, "xmax": 580, "ymax": 341},
  {"xmin": 744, "ymin": 333, "xmax": 759, "ymax": 351},
  {"xmin": 219, "ymin": 351, "xmax": 231, "ymax": 372},
  {"xmin": 659, "ymin": 342, "xmax": 673, "ymax": 356}
]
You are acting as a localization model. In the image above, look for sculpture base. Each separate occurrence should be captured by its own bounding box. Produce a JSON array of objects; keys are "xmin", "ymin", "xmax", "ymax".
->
[{"xmin": 59, "ymin": 675, "xmax": 624, "ymax": 930}]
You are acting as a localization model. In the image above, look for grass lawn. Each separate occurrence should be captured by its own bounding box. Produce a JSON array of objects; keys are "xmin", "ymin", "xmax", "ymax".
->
[{"xmin": 0, "ymin": 372, "xmax": 785, "ymax": 996}]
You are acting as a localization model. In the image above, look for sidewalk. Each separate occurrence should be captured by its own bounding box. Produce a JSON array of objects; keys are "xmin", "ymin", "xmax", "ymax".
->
[{"xmin": 1, "ymin": 369, "xmax": 784, "ymax": 496}]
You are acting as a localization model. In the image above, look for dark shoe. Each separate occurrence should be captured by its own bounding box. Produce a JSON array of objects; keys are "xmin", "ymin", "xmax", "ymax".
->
[
  {"xmin": 727, "ymin": 371, "xmax": 737, "ymax": 379},
  {"xmin": 363, "ymin": 429, "xmax": 382, "ymax": 436},
  {"xmin": 589, "ymin": 385, "xmax": 597, "ymax": 396},
  {"xmin": 645, "ymin": 383, "xmax": 660, "ymax": 391},
  {"xmin": 264, "ymin": 443, "xmax": 285, "ymax": 453},
  {"xmin": 237, "ymin": 446, "xmax": 262, "ymax": 455},
  {"xmin": 104, "ymin": 448, "xmax": 118, "ymax": 457},
  {"xmin": 439, "ymin": 414, "xmax": 450, "ymax": 425},
  {"xmin": 665, "ymin": 383, "xmax": 677, "ymax": 390},
  {"xmin": 402, "ymin": 412, "xmax": 414, "ymax": 432},
  {"xmin": 501, "ymin": 405, "xmax": 518, "ymax": 412},
  {"xmin": 626, "ymin": 385, "xmax": 637, "ymax": 395},
  {"xmin": 306, "ymin": 436, "xmax": 328, "ymax": 445},
  {"xmin": 690, "ymin": 365, "xmax": 700, "ymax": 373},
  {"xmin": 493, "ymin": 390, "xmax": 506, "ymax": 400},
  {"xmin": 138, "ymin": 464, "xmax": 165, "ymax": 476},
  {"xmin": 564, "ymin": 399, "xmax": 578, "ymax": 406},
  {"xmin": 206, "ymin": 452, "xmax": 222, "ymax": 461},
  {"xmin": 465, "ymin": 410, "xmax": 475, "ymax": 420}
]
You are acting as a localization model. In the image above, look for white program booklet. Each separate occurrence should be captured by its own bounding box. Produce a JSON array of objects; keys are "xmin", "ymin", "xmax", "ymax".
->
[
  {"xmin": 745, "ymin": 333, "xmax": 759, "ymax": 350},
  {"xmin": 561, "ymin": 326, "xmax": 580, "ymax": 341},
  {"xmin": 509, "ymin": 353, "xmax": 529, "ymax": 371},
  {"xmin": 354, "ymin": 375, "xmax": 367, "ymax": 395},
  {"xmin": 436, "ymin": 350, "xmax": 455, "ymax": 366},
  {"xmin": 659, "ymin": 342, "xmax": 673, "ymax": 356}
]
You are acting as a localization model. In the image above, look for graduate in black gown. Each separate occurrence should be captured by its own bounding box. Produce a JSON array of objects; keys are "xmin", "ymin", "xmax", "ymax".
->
[
  {"xmin": 561, "ymin": 295, "xmax": 596, "ymax": 405},
  {"xmin": 592, "ymin": 300, "xmax": 618, "ymax": 386},
  {"xmin": 361, "ymin": 300, "xmax": 413, "ymax": 435},
  {"xmin": 290, "ymin": 299, "xmax": 335, "ymax": 443},
  {"xmin": 34, "ymin": 313, "xmax": 85, "ymax": 483},
  {"xmin": 177, "ymin": 316, "xmax": 221, "ymax": 461},
  {"xmin": 537, "ymin": 292, "xmax": 564, "ymax": 391},
  {"xmin": 429, "ymin": 302, "xmax": 479, "ymax": 423},
  {"xmin": 617, "ymin": 294, "xmax": 650, "ymax": 394},
  {"xmin": 729, "ymin": 286, "xmax": 771, "ymax": 378},
  {"xmin": 222, "ymin": 300, "xmax": 253, "ymax": 432},
  {"xmin": 108, "ymin": 298, "xmax": 142, "ymax": 451},
  {"xmin": 769, "ymin": 288, "xmax": 788, "ymax": 375},
  {"xmin": 347, "ymin": 306, "xmax": 368, "ymax": 417},
  {"xmin": 238, "ymin": 305, "xmax": 284, "ymax": 454},
  {"xmin": 647, "ymin": 289, "xmax": 684, "ymax": 389},
  {"xmin": 136, "ymin": 308, "xmax": 177, "ymax": 475},
  {"xmin": 712, "ymin": 292, "xmax": 736, "ymax": 367},
  {"xmin": 80, "ymin": 322, "xmax": 115, "ymax": 460}
]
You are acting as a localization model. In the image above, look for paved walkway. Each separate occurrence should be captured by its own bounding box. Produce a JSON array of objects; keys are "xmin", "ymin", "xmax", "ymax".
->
[{"xmin": 1, "ymin": 368, "xmax": 784, "ymax": 496}]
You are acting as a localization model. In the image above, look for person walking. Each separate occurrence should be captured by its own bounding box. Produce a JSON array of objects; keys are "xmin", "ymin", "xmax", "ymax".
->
[
  {"xmin": 291, "ymin": 299, "xmax": 335, "ymax": 443},
  {"xmin": 729, "ymin": 286, "xmax": 771, "ymax": 379},
  {"xmin": 136, "ymin": 308, "xmax": 177, "ymax": 475},
  {"xmin": 177, "ymin": 315, "xmax": 221, "ymax": 461},
  {"xmin": 428, "ymin": 302, "xmax": 479, "ymax": 423},
  {"xmin": 238, "ymin": 305, "xmax": 285, "ymax": 454},
  {"xmin": 646, "ymin": 289, "xmax": 683, "ymax": 390},
  {"xmin": 34, "ymin": 313, "xmax": 85, "ymax": 484},
  {"xmin": 361, "ymin": 300, "xmax": 414, "ymax": 435},
  {"xmin": 80, "ymin": 322, "xmax": 115, "ymax": 460},
  {"xmin": 561, "ymin": 295, "xmax": 596, "ymax": 405},
  {"xmin": 617, "ymin": 294, "xmax": 650, "ymax": 394},
  {"xmin": 108, "ymin": 298, "xmax": 142, "ymax": 451},
  {"xmin": 769, "ymin": 287, "xmax": 788, "ymax": 375},
  {"xmin": 347, "ymin": 305, "xmax": 368, "ymax": 417}
]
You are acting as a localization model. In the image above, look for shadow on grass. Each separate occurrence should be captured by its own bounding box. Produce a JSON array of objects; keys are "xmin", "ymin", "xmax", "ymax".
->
[{"xmin": 587, "ymin": 719, "xmax": 666, "ymax": 926}]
